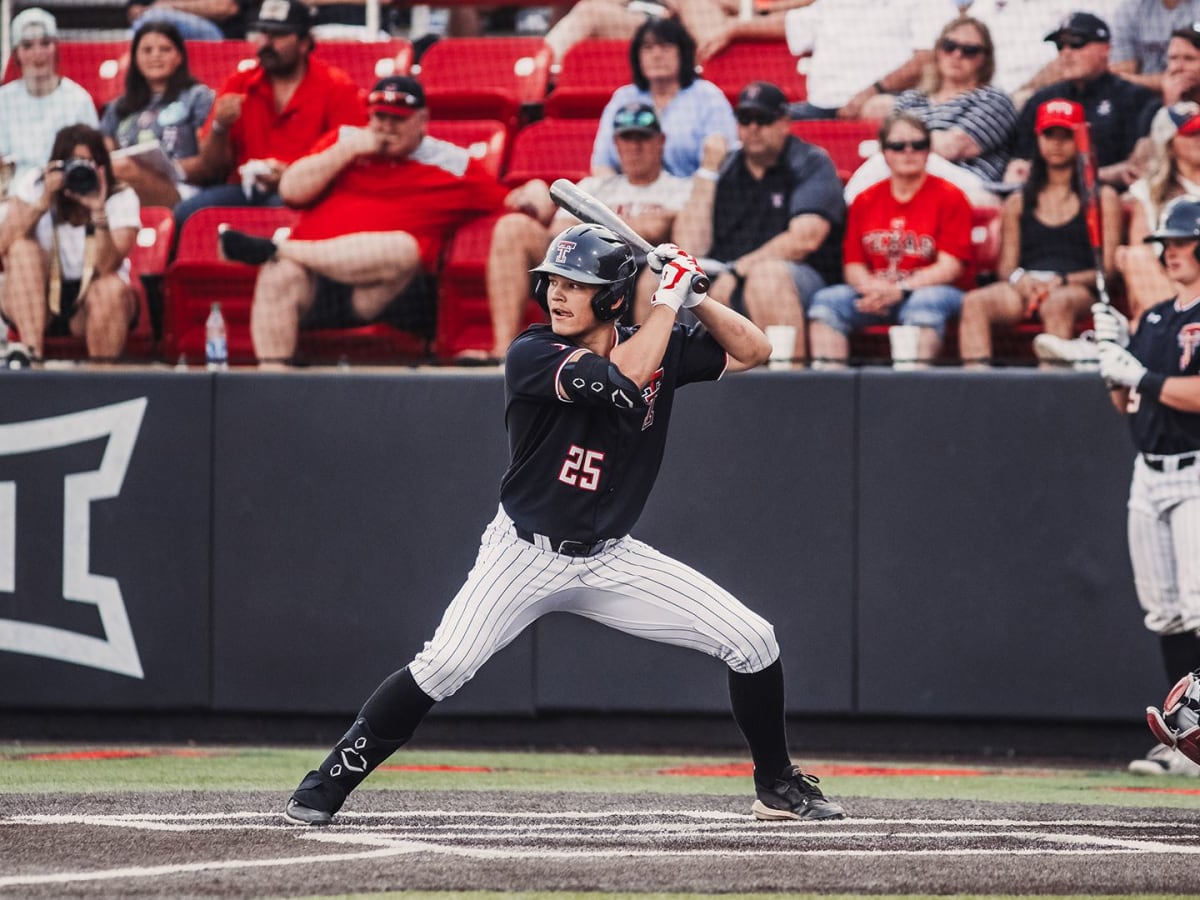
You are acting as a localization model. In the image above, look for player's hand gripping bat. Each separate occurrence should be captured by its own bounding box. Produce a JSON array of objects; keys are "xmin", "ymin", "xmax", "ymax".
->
[{"xmin": 549, "ymin": 179, "xmax": 710, "ymax": 294}]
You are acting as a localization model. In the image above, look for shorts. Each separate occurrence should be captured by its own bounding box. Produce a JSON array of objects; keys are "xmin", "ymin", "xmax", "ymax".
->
[
  {"xmin": 46, "ymin": 279, "xmax": 82, "ymax": 337},
  {"xmin": 719, "ymin": 260, "xmax": 827, "ymax": 315},
  {"xmin": 302, "ymin": 271, "xmax": 438, "ymax": 337},
  {"xmin": 808, "ymin": 282, "xmax": 963, "ymax": 338}
]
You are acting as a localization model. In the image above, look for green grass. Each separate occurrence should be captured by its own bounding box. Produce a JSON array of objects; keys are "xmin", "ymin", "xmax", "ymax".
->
[{"xmin": 4, "ymin": 744, "xmax": 1200, "ymax": 810}]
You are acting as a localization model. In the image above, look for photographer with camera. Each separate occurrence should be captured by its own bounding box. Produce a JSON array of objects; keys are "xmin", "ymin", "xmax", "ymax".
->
[{"xmin": 0, "ymin": 124, "xmax": 141, "ymax": 365}]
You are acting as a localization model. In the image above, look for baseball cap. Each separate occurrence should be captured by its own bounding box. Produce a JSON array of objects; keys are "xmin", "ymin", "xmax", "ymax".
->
[
  {"xmin": 612, "ymin": 103, "xmax": 661, "ymax": 137},
  {"xmin": 1171, "ymin": 22, "xmax": 1200, "ymax": 49},
  {"xmin": 1034, "ymin": 98, "xmax": 1085, "ymax": 134},
  {"xmin": 1044, "ymin": 11, "xmax": 1111, "ymax": 44},
  {"xmin": 1151, "ymin": 101, "xmax": 1200, "ymax": 146},
  {"xmin": 249, "ymin": 0, "xmax": 313, "ymax": 35},
  {"xmin": 736, "ymin": 81, "xmax": 788, "ymax": 121},
  {"xmin": 10, "ymin": 7, "xmax": 57, "ymax": 48},
  {"xmin": 367, "ymin": 75, "xmax": 425, "ymax": 117}
]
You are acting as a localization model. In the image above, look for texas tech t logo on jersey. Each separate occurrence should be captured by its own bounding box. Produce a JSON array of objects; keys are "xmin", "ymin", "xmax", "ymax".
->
[
  {"xmin": 553, "ymin": 240, "xmax": 577, "ymax": 263},
  {"xmin": 1181, "ymin": 323, "xmax": 1200, "ymax": 369}
]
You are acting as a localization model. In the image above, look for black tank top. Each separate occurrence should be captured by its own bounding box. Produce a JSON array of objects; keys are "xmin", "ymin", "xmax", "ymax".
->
[{"xmin": 1018, "ymin": 198, "xmax": 1094, "ymax": 274}]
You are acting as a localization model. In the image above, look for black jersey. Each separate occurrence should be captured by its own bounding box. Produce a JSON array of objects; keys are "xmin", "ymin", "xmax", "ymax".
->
[
  {"xmin": 1127, "ymin": 295, "xmax": 1200, "ymax": 454},
  {"xmin": 500, "ymin": 322, "xmax": 728, "ymax": 541}
]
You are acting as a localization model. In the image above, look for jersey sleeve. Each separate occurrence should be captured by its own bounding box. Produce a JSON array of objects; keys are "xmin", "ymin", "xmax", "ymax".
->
[
  {"xmin": 505, "ymin": 328, "xmax": 583, "ymax": 401},
  {"xmin": 676, "ymin": 324, "xmax": 730, "ymax": 386}
]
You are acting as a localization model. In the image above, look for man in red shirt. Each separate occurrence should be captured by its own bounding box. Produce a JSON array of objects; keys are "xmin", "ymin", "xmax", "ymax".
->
[
  {"xmin": 174, "ymin": 0, "xmax": 366, "ymax": 238},
  {"xmin": 218, "ymin": 75, "xmax": 520, "ymax": 365}
]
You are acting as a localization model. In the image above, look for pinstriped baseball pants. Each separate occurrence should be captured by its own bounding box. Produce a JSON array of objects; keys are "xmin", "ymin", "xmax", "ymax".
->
[
  {"xmin": 408, "ymin": 506, "xmax": 781, "ymax": 702},
  {"xmin": 1128, "ymin": 455, "xmax": 1200, "ymax": 635}
]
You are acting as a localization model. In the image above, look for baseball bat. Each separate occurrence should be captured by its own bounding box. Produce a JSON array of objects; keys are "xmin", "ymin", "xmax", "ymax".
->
[
  {"xmin": 549, "ymin": 178, "xmax": 710, "ymax": 293},
  {"xmin": 1072, "ymin": 119, "xmax": 1112, "ymax": 307}
]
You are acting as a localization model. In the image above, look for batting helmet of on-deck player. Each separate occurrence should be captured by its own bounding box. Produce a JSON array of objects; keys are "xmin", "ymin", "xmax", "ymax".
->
[
  {"xmin": 531, "ymin": 223, "xmax": 638, "ymax": 323},
  {"xmin": 1145, "ymin": 195, "xmax": 1200, "ymax": 263}
]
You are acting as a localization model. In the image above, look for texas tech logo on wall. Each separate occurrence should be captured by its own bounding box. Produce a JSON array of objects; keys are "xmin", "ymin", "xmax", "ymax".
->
[{"xmin": 0, "ymin": 399, "xmax": 147, "ymax": 678}]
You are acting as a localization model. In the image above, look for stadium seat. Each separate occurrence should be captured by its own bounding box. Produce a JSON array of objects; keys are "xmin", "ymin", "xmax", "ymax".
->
[
  {"xmin": 435, "ymin": 212, "xmax": 546, "ymax": 359},
  {"xmin": 427, "ymin": 119, "xmax": 508, "ymax": 178},
  {"xmin": 700, "ymin": 40, "xmax": 806, "ymax": 107},
  {"xmin": 185, "ymin": 40, "xmax": 258, "ymax": 92},
  {"xmin": 416, "ymin": 37, "xmax": 553, "ymax": 126},
  {"xmin": 3, "ymin": 39, "xmax": 129, "ymax": 112},
  {"xmin": 789, "ymin": 119, "xmax": 879, "ymax": 183},
  {"xmin": 502, "ymin": 118, "xmax": 596, "ymax": 186},
  {"xmin": 543, "ymin": 39, "xmax": 628, "ymax": 119},
  {"xmin": 40, "ymin": 205, "xmax": 174, "ymax": 362},
  {"xmin": 311, "ymin": 38, "xmax": 413, "ymax": 91}
]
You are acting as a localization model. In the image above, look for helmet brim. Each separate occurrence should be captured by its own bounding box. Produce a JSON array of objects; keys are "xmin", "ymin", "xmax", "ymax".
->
[{"xmin": 529, "ymin": 261, "xmax": 614, "ymax": 285}]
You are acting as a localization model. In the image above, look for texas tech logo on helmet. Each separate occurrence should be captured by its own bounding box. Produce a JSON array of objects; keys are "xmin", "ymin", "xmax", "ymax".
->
[{"xmin": 553, "ymin": 240, "xmax": 577, "ymax": 264}]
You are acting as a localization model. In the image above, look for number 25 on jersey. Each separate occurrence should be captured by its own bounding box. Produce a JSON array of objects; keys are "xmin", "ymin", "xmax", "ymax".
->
[{"xmin": 559, "ymin": 445, "xmax": 605, "ymax": 491}]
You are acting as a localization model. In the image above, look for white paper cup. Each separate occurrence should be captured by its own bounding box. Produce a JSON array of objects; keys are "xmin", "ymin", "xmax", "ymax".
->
[
  {"xmin": 888, "ymin": 325, "xmax": 920, "ymax": 370},
  {"xmin": 765, "ymin": 324, "xmax": 796, "ymax": 368}
]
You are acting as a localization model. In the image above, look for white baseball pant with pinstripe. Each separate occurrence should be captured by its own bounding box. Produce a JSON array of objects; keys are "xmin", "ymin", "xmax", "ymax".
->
[
  {"xmin": 408, "ymin": 506, "xmax": 780, "ymax": 701},
  {"xmin": 1128, "ymin": 453, "xmax": 1200, "ymax": 635}
]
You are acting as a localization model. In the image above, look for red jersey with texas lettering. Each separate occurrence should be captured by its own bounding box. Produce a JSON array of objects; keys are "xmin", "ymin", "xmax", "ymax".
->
[
  {"xmin": 286, "ymin": 132, "xmax": 510, "ymax": 270},
  {"xmin": 200, "ymin": 57, "xmax": 367, "ymax": 178},
  {"xmin": 843, "ymin": 174, "xmax": 974, "ymax": 288}
]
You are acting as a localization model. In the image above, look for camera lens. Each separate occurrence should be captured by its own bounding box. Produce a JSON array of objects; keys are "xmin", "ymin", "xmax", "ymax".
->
[{"xmin": 63, "ymin": 159, "xmax": 99, "ymax": 195}]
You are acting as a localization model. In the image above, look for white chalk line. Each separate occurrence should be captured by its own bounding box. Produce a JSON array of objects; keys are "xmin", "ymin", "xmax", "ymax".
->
[{"xmin": 2, "ymin": 809, "xmax": 1197, "ymax": 889}]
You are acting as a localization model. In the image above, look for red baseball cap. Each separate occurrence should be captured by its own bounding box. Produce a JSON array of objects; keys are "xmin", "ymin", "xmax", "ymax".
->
[
  {"xmin": 1035, "ymin": 98, "xmax": 1085, "ymax": 134},
  {"xmin": 367, "ymin": 76, "xmax": 425, "ymax": 118}
]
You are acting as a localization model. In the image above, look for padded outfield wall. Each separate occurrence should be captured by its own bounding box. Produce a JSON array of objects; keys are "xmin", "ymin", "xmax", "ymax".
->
[{"xmin": 0, "ymin": 369, "xmax": 1160, "ymax": 725}]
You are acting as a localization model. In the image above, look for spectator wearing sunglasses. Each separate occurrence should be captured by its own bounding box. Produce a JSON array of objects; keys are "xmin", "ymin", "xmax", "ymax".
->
[
  {"xmin": 674, "ymin": 81, "xmax": 845, "ymax": 363},
  {"xmin": 843, "ymin": 15, "xmax": 1016, "ymax": 207},
  {"xmin": 1004, "ymin": 12, "xmax": 1161, "ymax": 189},
  {"xmin": 959, "ymin": 99, "xmax": 1121, "ymax": 368},
  {"xmin": 591, "ymin": 17, "xmax": 737, "ymax": 178},
  {"xmin": 0, "ymin": 8, "xmax": 98, "ymax": 193},
  {"xmin": 1110, "ymin": 0, "xmax": 1200, "ymax": 95},
  {"xmin": 807, "ymin": 113, "xmax": 973, "ymax": 366}
]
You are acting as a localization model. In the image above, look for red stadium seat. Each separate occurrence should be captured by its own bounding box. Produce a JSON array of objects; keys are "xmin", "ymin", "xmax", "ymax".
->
[
  {"xmin": 502, "ymin": 118, "xmax": 596, "ymax": 186},
  {"xmin": 700, "ymin": 40, "xmax": 806, "ymax": 107},
  {"xmin": 3, "ymin": 39, "xmax": 129, "ymax": 112},
  {"xmin": 417, "ymin": 37, "xmax": 553, "ymax": 126},
  {"xmin": 427, "ymin": 119, "xmax": 509, "ymax": 178},
  {"xmin": 790, "ymin": 119, "xmax": 879, "ymax": 182},
  {"xmin": 311, "ymin": 38, "xmax": 413, "ymax": 91},
  {"xmin": 543, "ymin": 39, "xmax": 628, "ymax": 119},
  {"xmin": 185, "ymin": 40, "xmax": 258, "ymax": 92},
  {"xmin": 435, "ymin": 212, "xmax": 546, "ymax": 359}
]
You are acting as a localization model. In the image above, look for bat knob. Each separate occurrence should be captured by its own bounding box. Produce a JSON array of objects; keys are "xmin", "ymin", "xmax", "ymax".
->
[{"xmin": 691, "ymin": 274, "xmax": 710, "ymax": 293}]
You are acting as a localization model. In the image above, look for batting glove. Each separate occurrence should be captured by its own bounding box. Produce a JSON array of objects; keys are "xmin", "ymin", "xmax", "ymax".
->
[
  {"xmin": 651, "ymin": 254, "xmax": 705, "ymax": 313},
  {"xmin": 1097, "ymin": 341, "xmax": 1147, "ymax": 389},
  {"xmin": 1091, "ymin": 302, "xmax": 1129, "ymax": 347},
  {"xmin": 647, "ymin": 242, "xmax": 682, "ymax": 274}
]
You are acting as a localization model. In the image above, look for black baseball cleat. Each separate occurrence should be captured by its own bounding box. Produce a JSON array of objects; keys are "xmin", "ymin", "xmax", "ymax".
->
[
  {"xmin": 217, "ymin": 224, "xmax": 277, "ymax": 265},
  {"xmin": 283, "ymin": 797, "xmax": 333, "ymax": 826},
  {"xmin": 752, "ymin": 766, "xmax": 846, "ymax": 821}
]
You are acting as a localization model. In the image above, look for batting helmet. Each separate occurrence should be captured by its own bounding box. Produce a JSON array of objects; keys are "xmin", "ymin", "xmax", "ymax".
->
[
  {"xmin": 1145, "ymin": 195, "xmax": 1200, "ymax": 262},
  {"xmin": 531, "ymin": 223, "xmax": 638, "ymax": 323}
]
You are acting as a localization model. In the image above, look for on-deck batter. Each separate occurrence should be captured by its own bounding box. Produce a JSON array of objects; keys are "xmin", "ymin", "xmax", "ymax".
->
[
  {"xmin": 1094, "ymin": 195, "xmax": 1200, "ymax": 776},
  {"xmin": 282, "ymin": 223, "xmax": 846, "ymax": 825}
]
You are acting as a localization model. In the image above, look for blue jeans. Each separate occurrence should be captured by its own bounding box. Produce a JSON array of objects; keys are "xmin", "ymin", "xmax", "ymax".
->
[{"xmin": 808, "ymin": 282, "xmax": 963, "ymax": 338}]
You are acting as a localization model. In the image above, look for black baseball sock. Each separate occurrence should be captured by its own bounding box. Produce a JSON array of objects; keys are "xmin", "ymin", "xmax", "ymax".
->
[
  {"xmin": 293, "ymin": 667, "xmax": 436, "ymax": 813},
  {"xmin": 1160, "ymin": 633, "xmax": 1200, "ymax": 685},
  {"xmin": 728, "ymin": 658, "xmax": 793, "ymax": 788}
]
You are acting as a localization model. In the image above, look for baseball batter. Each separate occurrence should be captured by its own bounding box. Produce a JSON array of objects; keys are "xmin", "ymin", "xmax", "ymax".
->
[
  {"xmin": 1094, "ymin": 196, "xmax": 1200, "ymax": 776},
  {"xmin": 282, "ymin": 224, "xmax": 845, "ymax": 825}
]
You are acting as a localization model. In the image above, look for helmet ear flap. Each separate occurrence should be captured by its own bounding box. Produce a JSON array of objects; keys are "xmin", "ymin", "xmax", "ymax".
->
[{"xmin": 533, "ymin": 275, "xmax": 550, "ymax": 316}]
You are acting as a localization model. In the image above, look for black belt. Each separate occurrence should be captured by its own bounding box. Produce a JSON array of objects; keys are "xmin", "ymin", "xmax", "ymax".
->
[
  {"xmin": 1142, "ymin": 452, "xmax": 1199, "ymax": 472},
  {"xmin": 515, "ymin": 526, "xmax": 613, "ymax": 558}
]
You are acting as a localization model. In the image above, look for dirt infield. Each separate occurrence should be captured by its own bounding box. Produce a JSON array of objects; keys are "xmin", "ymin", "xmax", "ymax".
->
[{"xmin": 3, "ymin": 789, "xmax": 1198, "ymax": 898}]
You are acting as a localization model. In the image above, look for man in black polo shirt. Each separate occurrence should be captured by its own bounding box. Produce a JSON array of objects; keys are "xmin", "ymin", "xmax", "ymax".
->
[
  {"xmin": 674, "ymin": 81, "xmax": 845, "ymax": 365},
  {"xmin": 1004, "ymin": 11, "xmax": 1161, "ymax": 189}
]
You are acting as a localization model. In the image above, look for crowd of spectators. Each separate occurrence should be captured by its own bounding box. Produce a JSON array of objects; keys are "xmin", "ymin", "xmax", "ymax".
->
[{"xmin": 1, "ymin": 0, "xmax": 1199, "ymax": 367}]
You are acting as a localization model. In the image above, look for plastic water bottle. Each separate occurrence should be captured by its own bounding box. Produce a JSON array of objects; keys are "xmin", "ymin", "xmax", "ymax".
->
[{"xmin": 205, "ymin": 302, "xmax": 228, "ymax": 370}]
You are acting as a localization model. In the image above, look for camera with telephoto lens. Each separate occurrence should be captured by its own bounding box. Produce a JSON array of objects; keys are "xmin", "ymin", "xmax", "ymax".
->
[{"xmin": 61, "ymin": 158, "xmax": 99, "ymax": 196}]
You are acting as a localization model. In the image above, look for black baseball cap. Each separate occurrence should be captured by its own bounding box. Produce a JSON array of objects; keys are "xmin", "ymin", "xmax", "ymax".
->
[
  {"xmin": 1171, "ymin": 22, "xmax": 1200, "ymax": 49},
  {"xmin": 736, "ymin": 81, "xmax": 788, "ymax": 121},
  {"xmin": 368, "ymin": 75, "xmax": 425, "ymax": 116},
  {"xmin": 250, "ymin": 0, "xmax": 313, "ymax": 35},
  {"xmin": 613, "ymin": 102, "xmax": 661, "ymax": 136},
  {"xmin": 1044, "ymin": 11, "xmax": 1111, "ymax": 44}
]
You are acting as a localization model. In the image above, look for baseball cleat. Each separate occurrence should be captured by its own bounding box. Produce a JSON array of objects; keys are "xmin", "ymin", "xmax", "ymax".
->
[
  {"xmin": 1032, "ymin": 332, "xmax": 1099, "ymax": 370},
  {"xmin": 752, "ymin": 766, "xmax": 846, "ymax": 821},
  {"xmin": 217, "ymin": 225, "xmax": 277, "ymax": 266},
  {"xmin": 283, "ymin": 797, "xmax": 333, "ymax": 826},
  {"xmin": 1127, "ymin": 743, "xmax": 1200, "ymax": 777}
]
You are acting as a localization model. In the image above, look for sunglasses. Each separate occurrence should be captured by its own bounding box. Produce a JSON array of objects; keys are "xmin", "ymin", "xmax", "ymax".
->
[
  {"xmin": 883, "ymin": 139, "xmax": 931, "ymax": 152},
  {"xmin": 939, "ymin": 38, "xmax": 985, "ymax": 58},
  {"xmin": 614, "ymin": 109, "xmax": 658, "ymax": 130},
  {"xmin": 736, "ymin": 111, "xmax": 779, "ymax": 127},
  {"xmin": 1055, "ymin": 34, "xmax": 1099, "ymax": 50}
]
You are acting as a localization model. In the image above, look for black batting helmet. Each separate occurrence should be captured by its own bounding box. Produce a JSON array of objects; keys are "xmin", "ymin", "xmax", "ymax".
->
[
  {"xmin": 531, "ymin": 223, "xmax": 638, "ymax": 322},
  {"xmin": 1144, "ymin": 195, "xmax": 1200, "ymax": 262}
]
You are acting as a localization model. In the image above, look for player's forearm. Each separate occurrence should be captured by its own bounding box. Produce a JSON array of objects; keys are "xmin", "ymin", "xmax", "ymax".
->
[
  {"xmin": 691, "ymin": 299, "xmax": 771, "ymax": 371},
  {"xmin": 609, "ymin": 306, "xmax": 675, "ymax": 389},
  {"xmin": 1157, "ymin": 376, "xmax": 1200, "ymax": 413}
]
